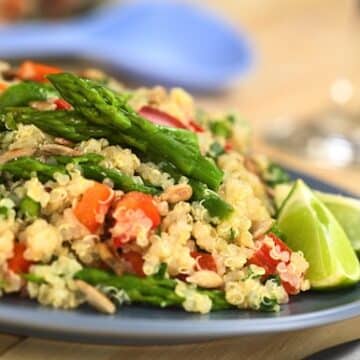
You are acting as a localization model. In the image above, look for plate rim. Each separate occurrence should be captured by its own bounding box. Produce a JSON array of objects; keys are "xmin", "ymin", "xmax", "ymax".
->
[
  {"xmin": 0, "ymin": 295, "xmax": 359, "ymax": 344},
  {"xmin": 0, "ymin": 166, "xmax": 358, "ymax": 345}
]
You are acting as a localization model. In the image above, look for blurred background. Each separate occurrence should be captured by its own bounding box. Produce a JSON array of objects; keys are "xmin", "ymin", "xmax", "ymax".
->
[{"xmin": 0, "ymin": 0, "xmax": 359, "ymax": 194}]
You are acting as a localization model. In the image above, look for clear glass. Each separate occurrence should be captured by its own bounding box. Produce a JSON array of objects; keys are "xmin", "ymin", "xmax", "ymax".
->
[{"xmin": 265, "ymin": 0, "xmax": 360, "ymax": 169}]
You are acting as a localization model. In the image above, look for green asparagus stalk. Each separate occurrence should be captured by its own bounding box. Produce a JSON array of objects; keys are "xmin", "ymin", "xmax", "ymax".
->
[
  {"xmin": 2, "ymin": 108, "xmax": 149, "ymax": 152},
  {"xmin": 46, "ymin": 74, "xmax": 131, "ymax": 130},
  {"xmin": 189, "ymin": 179, "xmax": 233, "ymax": 220},
  {"xmin": 3, "ymin": 107, "xmax": 202, "ymax": 163},
  {"xmin": 52, "ymin": 154, "xmax": 159, "ymax": 194},
  {"xmin": 80, "ymin": 164, "xmax": 160, "ymax": 195},
  {"xmin": 75, "ymin": 267, "xmax": 232, "ymax": 311},
  {"xmin": 157, "ymin": 161, "xmax": 233, "ymax": 220},
  {"xmin": 2, "ymin": 107, "xmax": 222, "ymax": 192},
  {"xmin": 53, "ymin": 153, "xmax": 104, "ymax": 166},
  {"xmin": 0, "ymin": 156, "xmax": 66, "ymax": 181},
  {"xmin": 0, "ymin": 156, "xmax": 159, "ymax": 195},
  {"xmin": 0, "ymin": 81, "xmax": 58, "ymax": 110},
  {"xmin": 0, "ymin": 107, "xmax": 231, "ymax": 214},
  {"xmin": 1, "ymin": 108, "xmax": 112, "ymax": 142},
  {"xmin": 47, "ymin": 73, "xmax": 223, "ymax": 190}
]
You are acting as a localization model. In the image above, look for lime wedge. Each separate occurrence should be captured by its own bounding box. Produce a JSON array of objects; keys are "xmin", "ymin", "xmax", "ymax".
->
[
  {"xmin": 274, "ymin": 184, "xmax": 360, "ymax": 256},
  {"xmin": 277, "ymin": 180, "xmax": 360, "ymax": 289},
  {"xmin": 313, "ymin": 193, "xmax": 360, "ymax": 256}
]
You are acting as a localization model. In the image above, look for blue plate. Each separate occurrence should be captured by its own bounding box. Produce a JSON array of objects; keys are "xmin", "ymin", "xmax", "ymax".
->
[
  {"xmin": 0, "ymin": 1, "xmax": 253, "ymax": 91},
  {"xmin": 0, "ymin": 168, "xmax": 358, "ymax": 345}
]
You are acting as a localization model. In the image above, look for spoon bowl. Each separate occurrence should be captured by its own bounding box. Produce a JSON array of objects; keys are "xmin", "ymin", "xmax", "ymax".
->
[{"xmin": 0, "ymin": 0, "xmax": 253, "ymax": 91}]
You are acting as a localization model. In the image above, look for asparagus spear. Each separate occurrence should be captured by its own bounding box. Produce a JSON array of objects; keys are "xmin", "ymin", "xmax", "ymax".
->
[
  {"xmin": 2, "ymin": 106, "xmax": 222, "ymax": 189},
  {"xmin": 2, "ymin": 108, "xmax": 149, "ymax": 152},
  {"xmin": 157, "ymin": 160, "xmax": 233, "ymax": 220},
  {"xmin": 52, "ymin": 154, "xmax": 159, "ymax": 194},
  {"xmin": 2, "ymin": 108, "xmax": 112, "ymax": 143},
  {"xmin": 53, "ymin": 153, "xmax": 104, "ymax": 166},
  {"xmin": 0, "ymin": 81, "xmax": 58, "ymax": 110},
  {"xmin": 45, "ymin": 74, "xmax": 132, "ymax": 130},
  {"xmin": 0, "ymin": 108, "xmax": 231, "ymax": 214},
  {"xmin": 0, "ymin": 156, "xmax": 159, "ymax": 195},
  {"xmin": 4, "ymin": 106, "xmax": 201, "ymax": 159},
  {"xmin": 47, "ymin": 73, "xmax": 223, "ymax": 190},
  {"xmin": 189, "ymin": 179, "xmax": 233, "ymax": 220},
  {"xmin": 75, "ymin": 267, "xmax": 232, "ymax": 311},
  {"xmin": 0, "ymin": 156, "xmax": 66, "ymax": 181},
  {"xmin": 80, "ymin": 164, "xmax": 160, "ymax": 195}
]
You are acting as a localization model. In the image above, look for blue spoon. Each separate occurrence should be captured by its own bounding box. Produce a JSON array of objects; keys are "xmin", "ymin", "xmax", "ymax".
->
[{"xmin": 0, "ymin": 0, "xmax": 253, "ymax": 91}]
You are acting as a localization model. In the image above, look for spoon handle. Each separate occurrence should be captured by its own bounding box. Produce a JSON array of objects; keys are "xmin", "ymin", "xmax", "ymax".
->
[{"xmin": 0, "ymin": 22, "xmax": 81, "ymax": 58}]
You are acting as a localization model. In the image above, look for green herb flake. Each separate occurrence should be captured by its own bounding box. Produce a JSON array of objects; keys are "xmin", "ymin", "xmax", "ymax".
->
[
  {"xmin": 23, "ymin": 273, "xmax": 45, "ymax": 284},
  {"xmin": 260, "ymin": 297, "xmax": 279, "ymax": 312},
  {"xmin": 267, "ymin": 223, "xmax": 286, "ymax": 241},
  {"xmin": 209, "ymin": 121, "xmax": 232, "ymax": 139},
  {"xmin": 263, "ymin": 163, "xmax": 291, "ymax": 187},
  {"xmin": 228, "ymin": 228, "xmax": 236, "ymax": 242},
  {"xmin": 0, "ymin": 206, "xmax": 9, "ymax": 219},
  {"xmin": 208, "ymin": 142, "xmax": 225, "ymax": 159},
  {"xmin": 265, "ymin": 274, "xmax": 281, "ymax": 286}
]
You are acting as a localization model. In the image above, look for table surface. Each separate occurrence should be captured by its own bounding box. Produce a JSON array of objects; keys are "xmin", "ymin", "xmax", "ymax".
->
[{"xmin": 0, "ymin": 0, "xmax": 359, "ymax": 358}]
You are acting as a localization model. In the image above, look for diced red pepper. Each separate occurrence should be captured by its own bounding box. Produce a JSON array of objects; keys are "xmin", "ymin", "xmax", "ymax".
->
[
  {"xmin": 74, "ymin": 183, "xmax": 113, "ymax": 233},
  {"xmin": 139, "ymin": 105, "xmax": 204, "ymax": 133},
  {"xmin": 191, "ymin": 251, "xmax": 217, "ymax": 272},
  {"xmin": 113, "ymin": 192, "xmax": 160, "ymax": 228},
  {"xmin": 248, "ymin": 247, "xmax": 279, "ymax": 275},
  {"xmin": 248, "ymin": 233, "xmax": 300, "ymax": 295},
  {"xmin": 54, "ymin": 98, "xmax": 72, "ymax": 110},
  {"xmin": 188, "ymin": 120, "xmax": 204, "ymax": 133},
  {"xmin": 224, "ymin": 141, "xmax": 233, "ymax": 152},
  {"xmin": 282, "ymin": 281, "xmax": 298, "ymax": 295},
  {"xmin": 17, "ymin": 61, "xmax": 61, "ymax": 82},
  {"xmin": 249, "ymin": 232, "xmax": 292, "ymax": 275},
  {"xmin": 176, "ymin": 251, "xmax": 218, "ymax": 281},
  {"xmin": 111, "ymin": 192, "xmax": 160, "ymax": 248},
  {"xmin": 0, "ymin": 83, "xmax": 8, "ymax": 92},
  {"xmin": 7, "ymin": 243, "xmax": 31, "ymax": 274},
  {"xmin": 122, "ymin": 251, "xmax": 145, "ymax": 277}
]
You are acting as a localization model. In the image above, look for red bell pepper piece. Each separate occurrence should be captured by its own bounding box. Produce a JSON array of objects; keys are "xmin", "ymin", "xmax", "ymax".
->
[
  {"xmin": 191, "ymin": 251, "xmax": 217, "ymax": 272},
  {"xmin": 138, "ymin": 106, "xmax": 204, "ymax": 133},
  {"xmin": 74, "ymin": 183, "xmax": 113, "ymax": 233},
  {"xmin": 17, "ymin": 61, "xmax": 61, "ymax": 82},
  {"xmin": 111, "ymin": 192, "xmax": 160, "ymax": 248},
  {"xmin": 54, "ymin": 98, "xmax": 72, "ymax": 110},
  {"xmin": 188, "ymin": 120, "xmax": 205, "ymax": 133},
  {"xmin": 0, "ymin": 83, "xmax": 8, "ymax": 92},
  {"xmin": 248, "ymin": 233, "xmax": 300, "ymax": 294},
  {"xmin": 7, "ymin": 243, "xmax": 32, "ymax": 274},
  {"xmin": 224, "ymin": 141, "xmax": 233, "ymax": 152},
  {"xmin": 122, "ymin": 251, "xmax": 145, "ymax": 277}
]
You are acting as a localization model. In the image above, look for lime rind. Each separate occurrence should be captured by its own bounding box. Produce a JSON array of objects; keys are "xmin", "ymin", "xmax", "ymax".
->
[
  {"xmin": 277, "ymin": 180, "xmax": 360, "ymax": 290},
  {"xmin": 274, "ymin": 184, "xmax": 360, "ymax": 256},
  {"xmin": 314, "ymin": 193, "xmax": 360, "ymax": 255}
]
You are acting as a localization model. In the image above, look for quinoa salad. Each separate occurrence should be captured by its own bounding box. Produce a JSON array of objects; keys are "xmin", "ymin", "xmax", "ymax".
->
[{"xmin": 0, "ymin": 60, "xmax": 356, "ymax": 315}]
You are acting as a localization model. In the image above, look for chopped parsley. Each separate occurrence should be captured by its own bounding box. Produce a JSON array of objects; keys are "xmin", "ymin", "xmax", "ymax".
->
[
  {"xmin": 260, "ymin": 297, "xmax": 279, "ymax": 312},
  {"xmin": 207, "ymin": 142, "xmax": 225, "ymax": 159},
  {"xmin": 263, "ymin": 163, "xmax": 291, "ymax": 187}
]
